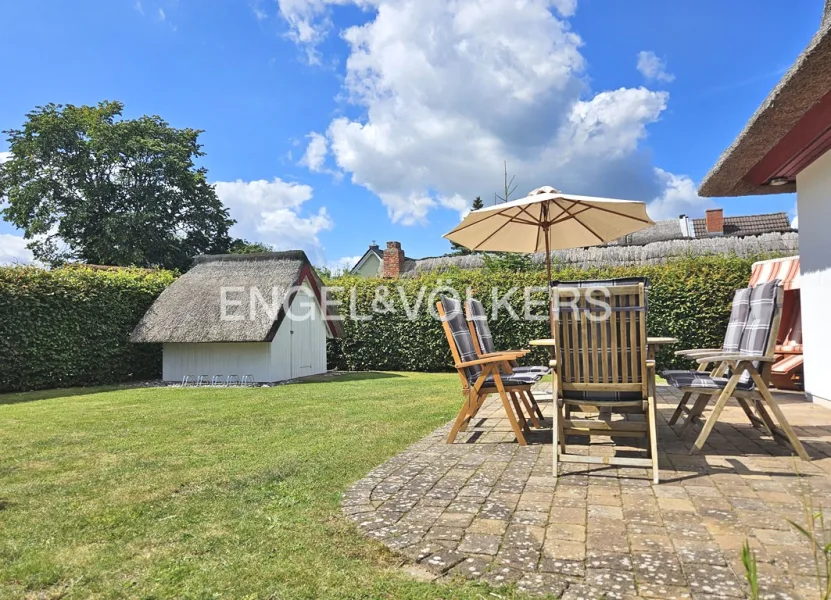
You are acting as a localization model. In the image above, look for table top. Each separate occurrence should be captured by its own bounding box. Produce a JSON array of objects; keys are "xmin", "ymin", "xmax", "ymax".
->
[
  {"xmin": 647, "ymin": 337, "xmax": 679, "ymax": 345},
  {"xmin": 530, "ymin": 337, "xmax": 678, "ymax": 347}
]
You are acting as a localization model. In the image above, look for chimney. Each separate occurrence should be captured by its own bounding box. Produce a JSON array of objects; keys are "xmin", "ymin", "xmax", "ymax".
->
[
  {"xmin": 383, "ymin": 241, "xmax": 405, "ymax": 278},
  {"xmin": 705, "ymin": 208, "xmax": 724, "ymax": 236},
  {"xmin": 678, "ymin": 214, "xmax": 695, "ymax": 238}
]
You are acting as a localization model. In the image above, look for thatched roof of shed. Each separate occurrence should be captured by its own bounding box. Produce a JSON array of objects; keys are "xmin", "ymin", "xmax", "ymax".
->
[
  {"xmin": 131, "ymin": 251, "xmax": 343, "ymax": 343},
  {"xmin": 699, "ymin": 2, "xmax": 831, "ymax": 197}
]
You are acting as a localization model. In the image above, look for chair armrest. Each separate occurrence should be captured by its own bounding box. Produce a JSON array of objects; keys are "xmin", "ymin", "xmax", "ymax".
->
[
  {"xmin": 674, "ymin": 348, "xmax": 723, "ymax": 357},
  {"xmin": 456, "ymin": 352, "xmax": 526, "ymax": 368},
  {"xmin": 695, "ymin": 354, "xmax": 776, "ymax": 364},
  {"xmin": 479, "ymin": 350, "xmax": 529, "ymax": 358}
]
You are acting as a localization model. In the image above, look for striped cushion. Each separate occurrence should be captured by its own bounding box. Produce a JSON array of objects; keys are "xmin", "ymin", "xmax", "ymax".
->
[
  {"xmin": 465, "ymin": 298, "xmax": 496, "ymax": 354},
  {"xmin": 723, "ymin": 288, "xmax": 752, "ymax": 352},
  {"xmin": 664, "ymin": 370, "xmax": 754, "ymax": 392},
  {"xmin": 441, "ymin": 296, "xmax": 483, "ymax": 383},
  {"xmin": 466, "ymin": 297, "xmax": 550, "ymax": 375}
]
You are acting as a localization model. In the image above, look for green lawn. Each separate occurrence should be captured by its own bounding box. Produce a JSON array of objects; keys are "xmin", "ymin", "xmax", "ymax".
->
[{"xmin": 0, "ymin": 373, "xmax": 527, "ymax": 600}]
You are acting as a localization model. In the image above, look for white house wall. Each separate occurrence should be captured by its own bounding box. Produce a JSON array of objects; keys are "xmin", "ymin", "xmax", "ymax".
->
[
  {"xmin": 270, "ymin": 283, "xmax": 328, "ymax": 379},
  {"xmin": 796, "ymin": 149, "xmax": 831, "ymax": 405},
  {"xmin": 163, "ymin": 342, "xmax": 274, "ymax": 383}
]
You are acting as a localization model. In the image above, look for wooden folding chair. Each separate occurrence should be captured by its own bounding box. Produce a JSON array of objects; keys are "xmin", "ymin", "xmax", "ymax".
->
[
  {"xmin": 551, "ymin": 283, "xmax": 660, "ymax": 484},
  {"xmin": 464, "ymin": 297, "xmax": 546, "ymax": 426},
  {"xmin": 437, "ymin": 296, "xmax": 538, "ymax": 445},
  {"xmin": 664, "ymin": 282, "xmax": 809, "ymax": 460}
]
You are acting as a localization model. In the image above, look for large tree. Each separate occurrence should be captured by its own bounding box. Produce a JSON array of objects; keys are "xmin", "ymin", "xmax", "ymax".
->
[{"xmin": 0, "ymin": 101, "xmax": 234, "ymax": 270}]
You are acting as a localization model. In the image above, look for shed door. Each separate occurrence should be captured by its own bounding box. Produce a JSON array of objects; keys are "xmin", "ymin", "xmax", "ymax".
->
[{"xmin": 290, "ymin": 288, "xmax": 315, "ymax": 379}]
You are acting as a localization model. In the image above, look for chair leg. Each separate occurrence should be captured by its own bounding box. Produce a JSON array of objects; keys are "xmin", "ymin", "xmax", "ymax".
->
[
  {"xmin": 669, "ymin": 391, "xmax": 691, "ymax": 426},
  {"xmin": 448, "ymin": 391, "xmax": 475, "ymax": 443},
  {"xmin": 691, "ymin": 375, "xmax": 741, "ymax": 454},
  {"xmin": 749, "ymin": 370, "xmax": 810, "ymax": 461},
  {"xmin": 647, "ymin": 394, "xmax": 660, "ymax": 484},
  {"xmin": 496, "ymin": 379, "xmax": 527, "ymax": 446},
  {"xmin": 526, "ymin": 390, "xmax": 546, "ymax": 422},
  {"xmin": 518, "ymin": 391, "xmax": 542, "ymax": 428},
  {"xmin": 510, "ymin": 392, "xmax": 530, "ymax": 433},
  {"xmin": 735, "ymin": 398, "xmax": 762, "ymax": 429},
  {"xmin": 680, "ymin": 393, "xmax": 710, "ymax": 434},
  {"xmin": 553, "ymin": 399, "xmax": 562, "ymax": 478}
]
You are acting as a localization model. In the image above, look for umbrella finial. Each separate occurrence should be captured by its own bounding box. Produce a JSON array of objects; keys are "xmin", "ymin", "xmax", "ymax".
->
[{"xmin": 531, "ymin": 185, "xmax": 561, "ymax": 195}]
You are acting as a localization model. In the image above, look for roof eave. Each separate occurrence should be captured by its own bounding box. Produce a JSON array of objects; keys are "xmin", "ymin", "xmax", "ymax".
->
[{"xmin": 698, "ymin": 18, "xmax": 831, "ymax": 198}]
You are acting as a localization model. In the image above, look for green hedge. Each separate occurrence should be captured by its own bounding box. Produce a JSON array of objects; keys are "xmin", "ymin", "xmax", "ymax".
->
[
  {"xmin": 0, "ymin": 266, "xmax": 175, "ymax": 393},
  {"xmin": 326, "ymin": 256, "xmax": 757, "ymax": 374}
]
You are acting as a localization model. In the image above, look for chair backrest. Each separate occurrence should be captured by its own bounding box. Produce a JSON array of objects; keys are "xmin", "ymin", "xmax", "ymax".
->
[
  {"xmin": 737, "ymin": 280, "xmax": 782, "ymax": 386},
  {"xmin": 465, "ymin": 298, "xmax": 496, "ymax": 355},
  {"xmin": 437, "ymin": 295, "xmax": 483, "ymax": 388},
  {"xmin": 722, "ymin": 287, "xmax": 752, "ymax": 352},
  {"xmin": 553, "ymin": 283, "xmax": 648, "ymax": 402}
]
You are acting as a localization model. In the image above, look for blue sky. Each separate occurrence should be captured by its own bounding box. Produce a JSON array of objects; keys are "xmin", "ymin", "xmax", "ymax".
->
[{"xmin": 0, "ymin": 0, "xmax": 821, "ymax": 269}]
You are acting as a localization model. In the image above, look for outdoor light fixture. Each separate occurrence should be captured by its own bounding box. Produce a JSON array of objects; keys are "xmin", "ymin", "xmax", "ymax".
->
[{"xmin": 768, "ymin": 177, "xmax": 791, "ymax": 186}]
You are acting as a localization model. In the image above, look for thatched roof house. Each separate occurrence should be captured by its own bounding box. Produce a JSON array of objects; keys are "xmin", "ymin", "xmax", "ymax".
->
[{"xmin": 132, "ymin": 251, "xmax": 342, "ymax": 383}]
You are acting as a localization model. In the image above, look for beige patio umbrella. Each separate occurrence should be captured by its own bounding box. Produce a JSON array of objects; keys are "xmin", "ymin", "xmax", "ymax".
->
[{"xmin": 443, "ymin": 186, "xmax": 654, "ymax": 335}]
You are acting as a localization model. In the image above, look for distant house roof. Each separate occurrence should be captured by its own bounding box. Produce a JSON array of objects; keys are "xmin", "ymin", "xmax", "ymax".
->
[
  {"xmin": 350, "ymin": 244, "xmax": 383, "ymax": 275},
  {"xmin": 699, "ymin": 2, "xmax": 831, "ymax": 197},
  {"xmin": 691, "ymin": 212, "xmax": 792, "ymax": 237},
  {"xmin": 131, "ymin": 251, "xmax": 342, "ymax": 343}
]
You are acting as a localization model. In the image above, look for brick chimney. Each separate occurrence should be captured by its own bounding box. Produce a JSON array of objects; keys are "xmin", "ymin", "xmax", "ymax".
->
[
  {"xmin": 705, "ymin": 208, "xmax": 724, "ymax": 236},
  {"xmin": 383, "ymin": 241, "xmax": 405, "ymax": 278}
]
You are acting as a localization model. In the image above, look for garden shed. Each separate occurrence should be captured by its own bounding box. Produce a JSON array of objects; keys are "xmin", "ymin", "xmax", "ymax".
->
[{"xmin": 131, "ymin": 251, "xmax": 343, "ymax": 383}]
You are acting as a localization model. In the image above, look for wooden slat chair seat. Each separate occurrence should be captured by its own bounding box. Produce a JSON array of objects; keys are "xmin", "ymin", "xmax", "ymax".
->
[
  {"xmin": 551, "ymin": 283, "xmax": 660, "ymax": 484},
  {"xmin": 437, "ymin": 296, "xmax": 539, "ymax": 446},
  {"xmin": 465, "ymin": 297, "xmax": 546, "ymax": 423},
  {"xmin": 663, "ymin": 282, "xmax": 809, "ymax": 460}
]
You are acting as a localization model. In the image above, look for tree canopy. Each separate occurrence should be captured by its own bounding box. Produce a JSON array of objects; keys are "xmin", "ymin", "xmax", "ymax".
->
[{"xmin": 0, "ymin": 101, "xmax": 234, "ymax": 270}]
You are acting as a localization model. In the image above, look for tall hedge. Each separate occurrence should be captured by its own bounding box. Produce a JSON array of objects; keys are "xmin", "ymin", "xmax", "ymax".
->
[
  {"xmin": 326, "ymin": 256, "xmax": 757, "ymax": 374},
  {"xmin": 0, "ymin": 266, "xmax": 175, "ymax": 393}
]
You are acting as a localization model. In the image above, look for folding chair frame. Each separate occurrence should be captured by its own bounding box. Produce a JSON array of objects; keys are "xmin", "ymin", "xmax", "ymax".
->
[{"xmin": 437, "ymin": 301, "xmax": 536, "ymax": 446}]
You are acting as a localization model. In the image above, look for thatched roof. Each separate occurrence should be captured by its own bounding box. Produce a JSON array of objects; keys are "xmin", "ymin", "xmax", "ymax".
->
[
  {"xmin": 400, "ymin": 232, "xmax": 799, "ymax": 276},
  {"xmin": 131, "ymin": 251, "xmax": 343, "ymax": 343},
  {"xmin": 699, "ymin": 2, "xmax": 831, "ymax": 197}
]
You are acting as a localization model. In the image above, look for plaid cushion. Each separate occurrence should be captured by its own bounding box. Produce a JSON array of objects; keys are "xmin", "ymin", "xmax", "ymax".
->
[
  {"xmin": 465, "ymin": 298, "xmax": 496, "ymax": 354},
  {"xmin": 562, "ymin": 389, "xmax": 644, "ymax": 402},
  {"xmin": 441, "ymin": 296, "xmax": 483, "ymax": 383},
  {"xmin": 735, "ymin": 280, "xmax": 779, "ymax": 387},
  {"xmin": 664, "ymin": 370, "xmax": 754, "ymax": 391},
  {"xmin": 723, "ymin": 287, "xmax": 751, "ymax": 352},
  {"xmin": 466, "ymin": 297, "xmax": 550, "ymax": 375},
  {"xmin": 552, "ymin": 277, "xmax": 649, "ymax": 310},
  {"xmin": 479, "ymin": 373, "xmax": 542, "ymax": 388}
]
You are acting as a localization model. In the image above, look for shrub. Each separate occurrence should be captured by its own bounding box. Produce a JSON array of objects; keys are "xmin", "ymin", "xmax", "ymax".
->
[
  {"xmin": 0, "ymin": 265, "xmax": 175, "ymax": 392},
  {"xmin": 326, "ymin": 255, "xmax": 757, "ymax": 374}
]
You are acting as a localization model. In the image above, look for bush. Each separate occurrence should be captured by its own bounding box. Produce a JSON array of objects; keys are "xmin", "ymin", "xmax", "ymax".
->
[
  {"xmin": 0, "ymin": 266, "xmax": 175, "ymax": 392},
  {"xmin": 326, "ymin": 255, "xmax": 757, "ymax": 374}
]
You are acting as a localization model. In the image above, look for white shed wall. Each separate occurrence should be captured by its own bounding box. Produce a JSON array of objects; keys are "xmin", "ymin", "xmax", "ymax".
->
[
  {"xmin": 163, "ymin": 342, "xmax": 273, "ymax": 382},
  {"xmin": 796, "ymin": 149, "xmax": 831, "ymax": 405}
]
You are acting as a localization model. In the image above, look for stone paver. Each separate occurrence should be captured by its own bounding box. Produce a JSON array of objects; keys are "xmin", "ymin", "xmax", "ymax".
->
[{"xmin": 343, "ymin": 383, "xmax": 831, "ymax": 597}]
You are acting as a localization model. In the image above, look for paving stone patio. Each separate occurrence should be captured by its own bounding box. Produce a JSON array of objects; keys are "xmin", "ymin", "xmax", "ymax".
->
[{"xmin": 342, "ymin": 383, "xmax": 831, "ymax": 599}]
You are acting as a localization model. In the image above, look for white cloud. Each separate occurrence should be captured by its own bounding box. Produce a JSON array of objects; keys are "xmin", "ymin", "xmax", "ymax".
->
[
  {"xmin": 0, "ymin": 151, "xmax": 11, "ymax": 163},
  {"xmin": 636, "ymin": 50, "xmax": 675, "ymax": 83},
  {"xmin": 0, "ymin": 234, "xmax": 35, "ymax": 265},
  {"xmin": 158, "ymin": 7, "xmax": 166, "ymax": 21},
  {"xmin": 326, "ymin": 254, "xmax": 362, "ymax": 274},
  {"xmin": 278, "ymin": 1, "xmax": 690, "ymax": 226},
  {"xmin": 214, "ymin": 178, "xmax": 333, "ymax": 261},
  {"xmin": 647, "ymin": 168, "xmax": 715, "ymax": 220},
  {"xmin": 299, "ymin": 132, "xmax": 329, "ymax": 172}
]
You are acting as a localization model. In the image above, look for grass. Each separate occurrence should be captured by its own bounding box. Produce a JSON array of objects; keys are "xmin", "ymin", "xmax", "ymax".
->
[{"xmin": 0, "ymin": 372, "xmax": 525, "ymax": 600}]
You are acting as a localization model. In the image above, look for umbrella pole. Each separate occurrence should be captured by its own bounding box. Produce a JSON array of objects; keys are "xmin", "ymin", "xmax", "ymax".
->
[{"xmin": 544, "ymin": 225, "xmax": 555, "ymax": 340}]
